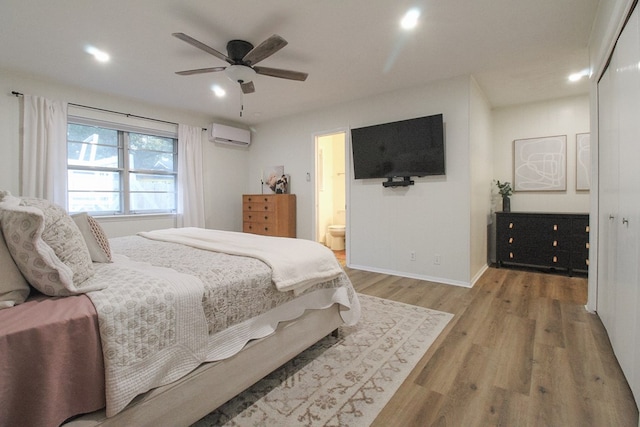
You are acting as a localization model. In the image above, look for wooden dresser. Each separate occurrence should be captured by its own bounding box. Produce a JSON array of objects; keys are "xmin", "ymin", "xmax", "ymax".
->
[
  {"xmin": 242, "ymin": 194, "xmax": 296, "ymax": 238},
  {"xmin": 496, "ymin": 212, "xmax": 589, "ymax": 275}
]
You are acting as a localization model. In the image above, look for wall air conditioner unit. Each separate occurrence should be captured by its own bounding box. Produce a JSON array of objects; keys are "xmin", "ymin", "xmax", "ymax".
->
[{"xmin": 208, "ymin": 123, "xmax": 251, "ymax": 147}]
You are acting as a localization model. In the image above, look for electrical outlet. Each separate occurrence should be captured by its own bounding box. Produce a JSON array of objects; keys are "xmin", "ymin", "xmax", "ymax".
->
[
  {"xmin": 410, "ymin": 251, "xmax": 416, "ymax": 261},
  {"xmin": 434, "ymin": 254, "xmax": 441, "ymax": 265}
]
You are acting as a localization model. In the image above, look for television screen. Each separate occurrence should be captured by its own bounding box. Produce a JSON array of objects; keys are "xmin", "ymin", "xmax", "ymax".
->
[{"xmin": 350, "ymin": 114, "xmax": 445, "ymax": 179}]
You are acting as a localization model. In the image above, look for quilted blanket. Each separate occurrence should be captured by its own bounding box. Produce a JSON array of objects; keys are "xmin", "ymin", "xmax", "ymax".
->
[
  {"xmin": 86, "ymin": 256, "xmax": 208, "ymax": 417},
  {"xmin": 139, "ymin": 227, "xmax": 344, "ymax": 293}
]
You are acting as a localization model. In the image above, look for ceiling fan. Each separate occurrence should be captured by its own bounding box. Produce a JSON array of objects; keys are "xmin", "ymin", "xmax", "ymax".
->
[{"xmin": 172, "ymin": 33, "xmax": 308, "ymax": 94}]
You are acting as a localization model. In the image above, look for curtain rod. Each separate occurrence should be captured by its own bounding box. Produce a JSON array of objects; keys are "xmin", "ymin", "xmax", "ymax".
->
[{"xmin": 11, "ymin": 90, "xmax": 203, "ymax": 129}]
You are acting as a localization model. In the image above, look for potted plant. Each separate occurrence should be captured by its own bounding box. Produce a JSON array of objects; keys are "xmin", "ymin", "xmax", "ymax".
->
[{"xmin": 494, "ymin": 180, "xmax": 513, "ymax": 212}]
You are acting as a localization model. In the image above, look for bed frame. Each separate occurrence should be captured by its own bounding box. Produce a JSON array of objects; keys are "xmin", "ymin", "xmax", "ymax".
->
[{"xmin": 65, "ymin": 304, "xmax": 343, "ymax": 427}]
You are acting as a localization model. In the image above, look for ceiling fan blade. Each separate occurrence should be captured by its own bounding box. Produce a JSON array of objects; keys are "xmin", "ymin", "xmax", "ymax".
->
[
  {"xmin": 241, "ymin": 81, "xmax": 255, "ymax": 94},
  {"xmin": 175, "ymin": 67, "xmax": 226, "ymax": 76},
  {"xmin": 242, "ymin": 34, "xmax": 288, "ymax": 65},
  {"xmin": 254, "ymin": 66, "xmax": 308, "ymax": 81},
  {"xmin": 172, "ymin": 32, "xmax": 233, "ymax": 64}
]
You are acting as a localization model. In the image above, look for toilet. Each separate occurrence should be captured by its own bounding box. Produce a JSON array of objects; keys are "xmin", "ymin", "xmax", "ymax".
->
[{"xmin": 327, "ymin": 225, "xmax": 346, "ymax": 251}]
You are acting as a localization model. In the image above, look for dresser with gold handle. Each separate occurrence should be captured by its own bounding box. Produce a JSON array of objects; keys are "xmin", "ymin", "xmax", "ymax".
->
[{"xmin": 496, "ymin": 212, "xmax": 589, "ymax": 276}]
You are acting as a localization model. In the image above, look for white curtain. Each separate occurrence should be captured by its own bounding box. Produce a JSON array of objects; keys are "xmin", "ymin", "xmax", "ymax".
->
[
  {"xmin": 177, "ymin": 124, "xmax": 206, "ymax": 228},
  {"xmin": 21, "ymin": 95, "xmax": 68, "ymax": 208}
]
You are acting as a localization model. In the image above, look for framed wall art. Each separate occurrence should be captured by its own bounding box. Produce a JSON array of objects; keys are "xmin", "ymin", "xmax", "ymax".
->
[
  {"xmin": 513, "ymin": 135, "xmax": 567, "ymax": 192},
  {"xmin": 576, "ymin": 132, "xmax": 591, "ymax": 191}
]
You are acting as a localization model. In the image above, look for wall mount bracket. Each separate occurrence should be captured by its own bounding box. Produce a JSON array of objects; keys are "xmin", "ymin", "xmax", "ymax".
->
[{"xmin": 382, "ymin": 177, "xmax": 414, "ymax": 187}]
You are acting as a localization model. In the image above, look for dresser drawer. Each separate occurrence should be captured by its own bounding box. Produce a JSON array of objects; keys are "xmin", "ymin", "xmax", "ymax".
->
[
  {"xmin": 243, "ymin": 211, "xmax": 275, "ymax": 224},
  {"xmin": 244, "ymin": 202, "xmax": 275, "ymax": 213},
  {"xmin": 243, "ymin": 222, "xmax": 277, "ymax": 235},
  {"xmin": 570, "ymin": 217, "xmax": 590, "ymax": 234},
  {"xmin": 503, "ymin": 217, "xmax": 570, "ymax": 238},
  {"xmin": 243, "ymin": 195, "xmax": 272, "ymax": 204}
]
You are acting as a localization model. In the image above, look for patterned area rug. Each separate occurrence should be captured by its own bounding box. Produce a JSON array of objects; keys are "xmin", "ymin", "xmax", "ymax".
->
[{"xmin": 192, "ymin": 294, "xmax": 453, "ymax": 427}]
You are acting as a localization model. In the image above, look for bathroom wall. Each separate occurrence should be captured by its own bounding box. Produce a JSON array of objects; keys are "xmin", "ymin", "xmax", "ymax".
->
[
  {"xmin": 316, "ymin": 132, "xmax": 345, "ymax": 246},
  {"xmin": 330, "ymin": 134, "xmax": 346, "ymax": 227}
]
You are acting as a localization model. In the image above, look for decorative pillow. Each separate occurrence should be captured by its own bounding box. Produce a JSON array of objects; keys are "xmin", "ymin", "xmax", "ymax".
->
[
  {"xmin": 0, "ymin": 228, "xmax": 30, "ymax": 309},
  {"xmin": 72, "ymin": 212, "xmax": 112, "ymax": 263},
  {"xmin": 0, "ymin": 195, "xmax": 102, "ymax": 296}
]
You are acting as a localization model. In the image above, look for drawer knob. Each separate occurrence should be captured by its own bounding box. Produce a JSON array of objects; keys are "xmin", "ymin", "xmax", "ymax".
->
[
  {"xmin": 264, "ymin": 215, "xmax": 268, "ymax": 220},
  {"xmin": 586, "ymin": 242, "xmax": 590, "ymax": 249},
  {"xmin": 264, "ymin": 197, "xmax": 268, "ymax": 202},
  {"xmin": 264, "ymin": 206, "xmax": 268, "ymax": 210},
  {"xmin": 553, "ymin": 256, "xmax": 558, "ymax": 263},
  {"xmin": 585, "ymin": 226, "xmax": 590, "ymax": 232},
  {"xmin": 586, "ymin": 259, "xmax": 590, "ymax": 266},
  {"xmin": 553, "ymin": 224, "xmax": 558, "ymax": 231},
  {"xmin": 509, "ymin": 222, "xmax": 514, "ymax": 229},
  {"xmin": 248, "ymin": 206, "xmax": 252, "ymax": 210},
  {"xmin": 509, "ymin": 252, "xmax": 514, "ymax": 259},
  {"xmin": 508, "ymin": 237, "xmax": 513, "ymax": 244},
  {"xmin": 248, "ymin": 215, "xmax": 252, "ymax": 219},
  {"xmin": 553, "ymin": 240, "xmax": 558, "ymax": 247}
]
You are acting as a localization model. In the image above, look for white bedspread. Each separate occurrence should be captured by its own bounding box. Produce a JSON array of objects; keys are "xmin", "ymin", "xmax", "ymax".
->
[{"xmin": 139, "ymin": 227, "xmax": 344, "ymax": 293}]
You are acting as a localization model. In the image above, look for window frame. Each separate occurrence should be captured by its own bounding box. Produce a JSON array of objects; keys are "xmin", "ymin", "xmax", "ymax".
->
[{"xmin": 67, "ymin": 116, "xmax": 178, "ymax": 216}]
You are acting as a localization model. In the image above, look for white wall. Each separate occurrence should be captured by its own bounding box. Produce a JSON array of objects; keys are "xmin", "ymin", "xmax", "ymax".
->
[
  {"xmin": 0, "ymin": 67, "xmax": 590, "ymax": 288},
  {"xmin": 249, "ymin": 75, "xmax": 480, "ymax": 286},
  {"xmin": 492, "ymin": 95, "xmax": 591, "ymax": 213},
  {"xmin": 469, "ymin": 78, "xmax": 494, "ymax": 280},
  {"xmin": 0, "ymin": 68, "xmax": 248, "ymax": 236}
]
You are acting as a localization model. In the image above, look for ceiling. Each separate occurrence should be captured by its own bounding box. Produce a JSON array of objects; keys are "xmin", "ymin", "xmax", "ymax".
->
[{"xmin": 0, "ymin": 0, "xmax": 599, "ymax": 126}]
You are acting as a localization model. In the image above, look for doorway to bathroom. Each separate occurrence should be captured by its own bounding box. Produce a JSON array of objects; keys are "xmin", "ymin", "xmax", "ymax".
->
[{"xmin": 314, "ymin": 130, "xmax": 347, "ymax": 264}]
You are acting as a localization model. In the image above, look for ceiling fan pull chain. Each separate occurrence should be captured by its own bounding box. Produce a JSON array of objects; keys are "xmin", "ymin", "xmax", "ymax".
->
[{"xmin": 240, "ymin": 92, "xmax": 244, "ymax": 117}]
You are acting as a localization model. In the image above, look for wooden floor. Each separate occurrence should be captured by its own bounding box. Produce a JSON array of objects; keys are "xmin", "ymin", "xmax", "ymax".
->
[{"xmin": 344, "ymin": 266, "xmax": 639, "ymax": 427}]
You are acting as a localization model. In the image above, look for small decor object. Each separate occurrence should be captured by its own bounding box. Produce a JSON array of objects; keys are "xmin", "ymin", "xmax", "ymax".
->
[
  {"xmin": 513, "ymin": 135, "xmax": 567, "ymax": 191},
  {"xmin": 262, "ymin": 165, "xmax": 284, "ymax": 194},
  {"xmin": 274, "ymin": 174, "xmax": 289, "ymax": 194},
  {"xmin": 576, "ymin": 133, "xmax": 590, "ymax": 191},
  {"xmin": 494, "ymin": 180, "xmax": 513, "ymax": 212}
]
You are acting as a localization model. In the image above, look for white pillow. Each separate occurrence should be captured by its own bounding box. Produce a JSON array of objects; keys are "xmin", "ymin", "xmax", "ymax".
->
[
  {"xmin": 0, "ymin": 228, "xmax": 30, "ymax": 309},
  {"xmin": 0, "ymin": 195, "xmax": 102, "ymax": 296},
  {"xmin": 72, "ymin": 212, "xmax": 112, "ymax": 263}
]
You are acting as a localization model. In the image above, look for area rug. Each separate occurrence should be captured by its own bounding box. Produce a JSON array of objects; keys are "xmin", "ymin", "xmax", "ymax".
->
[{"xmin": 191, "ymin": 294, "xmax": 453, "ymax": 426}]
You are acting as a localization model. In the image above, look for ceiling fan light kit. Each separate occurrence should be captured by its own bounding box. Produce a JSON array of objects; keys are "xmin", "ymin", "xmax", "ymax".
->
[
  {"xmin": 173, "ymin": 32, "xmax": 308, "ymax": 94},
  {"xmin": 224, "ymin": 65, "xmax": 256, "ymax": 84}
]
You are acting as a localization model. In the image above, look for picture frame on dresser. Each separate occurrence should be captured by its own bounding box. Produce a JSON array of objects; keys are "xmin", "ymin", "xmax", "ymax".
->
[{"xmin": 513, "ymin": 135, "xmax": 567, "ymax": 192}]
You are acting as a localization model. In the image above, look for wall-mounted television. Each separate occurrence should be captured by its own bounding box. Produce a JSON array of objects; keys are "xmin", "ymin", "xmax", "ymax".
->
[{"xmin": 350, "ymin": 114, "xmax": 445, "ymax": 186}]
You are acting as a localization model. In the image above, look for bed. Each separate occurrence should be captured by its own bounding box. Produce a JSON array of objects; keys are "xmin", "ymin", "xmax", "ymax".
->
[{"xmin": 0, "ymin": 193, "xmax": 360, "ymax": 427}]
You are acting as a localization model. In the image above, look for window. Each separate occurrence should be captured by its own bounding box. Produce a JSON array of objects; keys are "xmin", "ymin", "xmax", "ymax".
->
[{"xmin": 67, "ymin": 122, "xmax": 177, "ymax": 215}]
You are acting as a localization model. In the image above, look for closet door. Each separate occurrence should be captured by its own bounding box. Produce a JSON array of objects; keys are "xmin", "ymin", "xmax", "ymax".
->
[
  {"xmin": 596, "ymin": 54, "xmax": 618, "ymax": 337},
  {"xmin": 597, "ymin": 5, "xmax": 640, "ymax": 403},
  {"xmin": 614, "ymin": 6, "xmax": 640, "ymax": 394}
]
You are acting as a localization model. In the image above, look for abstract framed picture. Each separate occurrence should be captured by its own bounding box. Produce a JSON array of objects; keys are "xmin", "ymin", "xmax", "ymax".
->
[
  {"xmin": 576, "ymin": 133, "xmax": 590, "ymax": 191},
  {"xmin": 513, "ymin": 135, "xmax": 567, "ymax": 192}
]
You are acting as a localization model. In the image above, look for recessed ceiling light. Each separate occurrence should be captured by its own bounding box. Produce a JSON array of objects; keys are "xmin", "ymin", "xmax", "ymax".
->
[
  {"xmin": 568, "ymin": 73, "xmax": 583, "ymax": 82},
  {"xmin": 85, "ymin": 45, "xmax": 110, "ymax": 62},
  {"xmin": 568, "ymin": 69, "xmax": 590, "ymax": 82},
  {"xmin": 211, "ymin": 85, "xmax": 226, "ymax": 97},
  {"xmin": 401, "ymin": 8, "xmax": 421, "ymax": 30}
]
